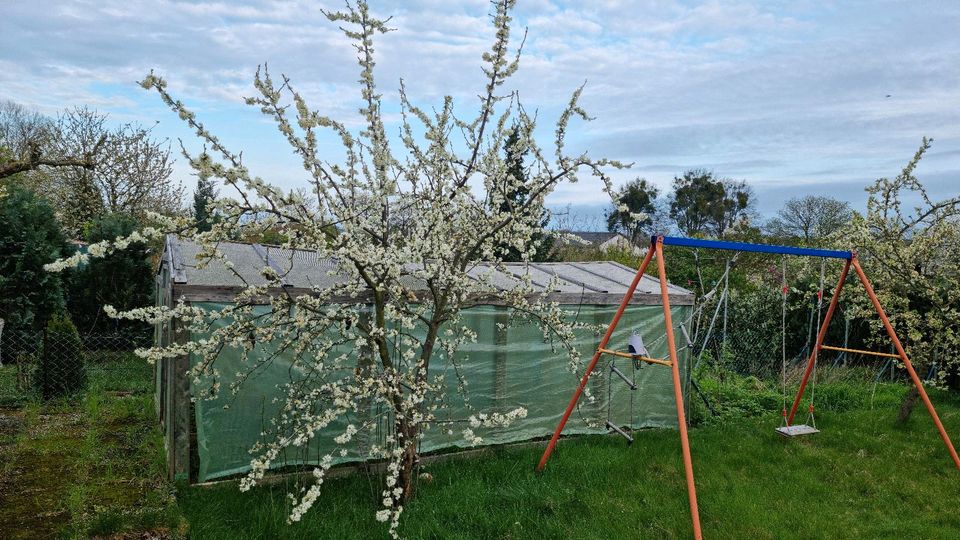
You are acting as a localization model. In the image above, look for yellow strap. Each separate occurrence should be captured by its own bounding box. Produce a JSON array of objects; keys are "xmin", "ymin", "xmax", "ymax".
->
[
  {"xmin": 597, "ymin": 348, "xmax": 672, "ymax": 367},
  {"xmin": 820, "ymin": 344, "xmax": 901, "ymax": 360}
]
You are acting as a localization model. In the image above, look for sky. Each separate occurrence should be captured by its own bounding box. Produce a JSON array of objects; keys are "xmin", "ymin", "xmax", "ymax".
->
[{"xmin": 2, "ymin": 0, "xmax": 958, "ymax": 227}]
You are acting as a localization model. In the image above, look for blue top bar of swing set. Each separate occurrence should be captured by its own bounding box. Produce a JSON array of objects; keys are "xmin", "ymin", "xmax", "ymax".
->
[{"xmin": 653, "ymin": 235, "xmax": 853, "ymax": 259}]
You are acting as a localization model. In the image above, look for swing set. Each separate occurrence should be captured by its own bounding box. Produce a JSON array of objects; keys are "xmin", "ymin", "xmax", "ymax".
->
[{"xmin": 536, "ymin": 235, "xmax": 960, "ymax": 540}]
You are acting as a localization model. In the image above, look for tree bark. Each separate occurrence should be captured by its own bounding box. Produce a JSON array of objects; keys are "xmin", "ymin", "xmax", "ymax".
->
[
  {"xmin": 397, "ymin": 418, "xmax": 419, "ymax": 504},
  {"xmin": 0, "ymin": 138, "xmax": 104, "ymax": 179}
]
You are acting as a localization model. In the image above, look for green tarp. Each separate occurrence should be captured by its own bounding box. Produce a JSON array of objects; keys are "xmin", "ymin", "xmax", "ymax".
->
[{"xmin": 190, "ymin": 303, "xmax": 690, "ymax": 482}]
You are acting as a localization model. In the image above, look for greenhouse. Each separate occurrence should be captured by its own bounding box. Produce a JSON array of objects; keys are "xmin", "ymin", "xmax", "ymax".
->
[{"xmin": 154, "ymin": 236, "xmax": 694, "ymax": 483}]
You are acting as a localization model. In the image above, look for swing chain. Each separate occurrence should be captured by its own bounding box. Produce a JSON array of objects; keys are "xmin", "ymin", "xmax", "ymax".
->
[
  {"xmin": 780, "ymin": 255, "xmax": 788, "ymax": 426},
  {"xmin": 807, "ymin": 258, "xmax": 827, "ymax": 428}
]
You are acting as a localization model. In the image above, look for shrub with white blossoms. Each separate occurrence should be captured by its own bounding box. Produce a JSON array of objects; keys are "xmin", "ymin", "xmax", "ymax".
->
[
  {"xmin": 843, "ymin": 139, "xmax": 960, "ymax": 394},
  {"xmin": 47, "ymin": 1, "xmax": 627, "ymax": 536}
]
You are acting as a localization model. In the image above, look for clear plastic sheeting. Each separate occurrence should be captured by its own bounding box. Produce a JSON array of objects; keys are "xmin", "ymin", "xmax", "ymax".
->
[{"xmin": 189, "ymin": 303, "xmax": 690, "ymax": 482}]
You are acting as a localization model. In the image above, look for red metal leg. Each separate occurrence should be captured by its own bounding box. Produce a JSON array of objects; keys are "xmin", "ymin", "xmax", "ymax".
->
[
  {"xmin": 851, "ymin": 257, "xmax": 960, "ymax": 470},
  {"xmin": 788, "ymin": 259, "xmax": 851, "ymax": 425},
  {"xmin": 536, "ymin": 244, "xmax": 656, "ymax": 472},
  {"xmin": 657, "ymin": 239, "xmax": 703, "ymax": 540}
]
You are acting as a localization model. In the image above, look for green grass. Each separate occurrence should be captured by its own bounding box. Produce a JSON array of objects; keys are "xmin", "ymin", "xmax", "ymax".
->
[
  {"xmin": 179, "ymin": 384, "xmax": 960, "ymax": 539},
  {"xmin": 3, "ymin": 369, "xmax": 960, "ymax": 539},
  {"xmin": 0, "ymin": 364, "xmax": 21, "ymax": 405},
  {"xmin": 0, "ymin": 386, "xmax": 184, "ymax": 539},
  {"xmin": 0, "ymin": 351, "xmax": 153, "ymax": 406}
]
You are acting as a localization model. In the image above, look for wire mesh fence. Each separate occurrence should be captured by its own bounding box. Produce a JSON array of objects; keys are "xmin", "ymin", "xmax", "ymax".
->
[
  {"xmin": 688, "ymin": 287, "xmax": 911, "ymax": 387},
  {"xmin": 0, "ymin": 329, "xmax": 153, "ymax": 406}
]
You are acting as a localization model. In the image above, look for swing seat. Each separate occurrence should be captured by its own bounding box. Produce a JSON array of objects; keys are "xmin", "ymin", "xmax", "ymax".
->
[{"xmin": 775, "ymin": 424, "xmax": 819, "ymax": 437}]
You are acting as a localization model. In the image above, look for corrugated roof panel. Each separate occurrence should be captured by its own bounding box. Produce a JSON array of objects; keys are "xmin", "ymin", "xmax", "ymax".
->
[
  {"xmin": 597, "ymin": 261, "xmax": 691, "ymax": 296},
  {"xmin": 167, "ymin": 237, "xmax": 694, "ymax": 304}
]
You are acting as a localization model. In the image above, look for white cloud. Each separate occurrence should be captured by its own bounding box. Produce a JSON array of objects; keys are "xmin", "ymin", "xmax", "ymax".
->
[{"xmin": 1, "ymin": 0, "xmax": 958, "ymax": 218}]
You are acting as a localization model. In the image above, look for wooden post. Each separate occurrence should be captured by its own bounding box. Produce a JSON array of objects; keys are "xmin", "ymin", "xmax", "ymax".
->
[
  {"xmin": 170, "ymin": 316, "xmax": 193, "ymax": 480},
  {"xmin": 494, "ymin": 310, "xmax": 508, "ymax": 407}
]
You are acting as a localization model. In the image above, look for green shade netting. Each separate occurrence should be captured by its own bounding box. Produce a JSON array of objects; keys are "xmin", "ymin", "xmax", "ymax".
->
[{"xmin": 190, "ymin": 303, "xmax": 690, "ymax": 482}]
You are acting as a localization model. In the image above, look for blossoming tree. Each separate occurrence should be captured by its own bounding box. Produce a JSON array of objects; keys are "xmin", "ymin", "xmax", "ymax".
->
[
  {"xmin": 845, "ymin": 138, "xmax": 960, "ymax": 417},
  {"xmin": 48, "ymin": 0, "xmax": 628, "ymax": 534}
]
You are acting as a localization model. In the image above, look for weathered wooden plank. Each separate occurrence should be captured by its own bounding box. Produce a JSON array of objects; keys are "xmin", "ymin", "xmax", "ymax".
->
[
  {"xmin": 171, "ymin": 316, "xmax": 192, "ymax": 481},
  {"xmin": 168, "ymin": 235, "xmax": 188, "ymax": 284},
  {"xmin": 171, "ymin": 284, "xmax": 694, "ymax": 306}
]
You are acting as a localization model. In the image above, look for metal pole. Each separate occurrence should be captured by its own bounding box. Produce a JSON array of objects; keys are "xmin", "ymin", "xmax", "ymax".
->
[
  {"xmin": 851, "ymin": 257, "xmax": 960, "ymax": 470},
  {"xmin": 788, "ymin": 258, "xmax": 850, "ymax": 425},
  {"xmin": 536, "ymin": 244, "xmax": 656, "ymax": 472},
  {"xmin": 656, "ymin": 238, "xmax": 703, "ymax": 540}
]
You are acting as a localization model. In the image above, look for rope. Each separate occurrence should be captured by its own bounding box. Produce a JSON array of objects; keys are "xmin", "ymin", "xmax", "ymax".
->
[
  {"xmin": 781, "ymin": 255, "xmax": 788, "ymax": 426},
  {"xmin": 690, "ymin": 254, "xmax": 739, "ymax": 370},
  {"xmin": 807, "ymin": 258, "xmax": 827, "ymax": 428},
  {"xmin": 606, "ymin": 360, "xmax": 613, "ymax": 426},
  {"xmin": 630, "ymin": 357, "xmax": 637, "ymax": 428}
]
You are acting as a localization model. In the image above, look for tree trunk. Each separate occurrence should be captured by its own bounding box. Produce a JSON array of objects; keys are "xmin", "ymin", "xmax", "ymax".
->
[
  {"xmin": 396, "ymin": 417, "xmax": 419, "ymax": 504},
  {"xmin": 897, "ymin": 386, "xmax": 920, "ymax": 424}
]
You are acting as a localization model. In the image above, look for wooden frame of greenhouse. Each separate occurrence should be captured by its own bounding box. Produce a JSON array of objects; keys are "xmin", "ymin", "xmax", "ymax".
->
[{"xmin": 154, "ymin": 235, "xmax": 694, "ymax": 483}]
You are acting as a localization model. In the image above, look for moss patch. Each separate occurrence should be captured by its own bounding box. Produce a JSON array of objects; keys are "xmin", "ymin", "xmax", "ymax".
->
[{"xmin": 0, "ymin": 392, "xmax": 185, "ymax": 538}]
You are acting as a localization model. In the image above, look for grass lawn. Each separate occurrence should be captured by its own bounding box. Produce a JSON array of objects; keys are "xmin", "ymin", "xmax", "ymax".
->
[
  {"xmin": 2, "ymin": 377, "xmax": 959, "ymax": 539},
  {"xmin": 0, "ymin": 363, "xmax": 185, "ymax": 539},
  {"xmin": 179, "ymin": 384, "xmax": 960, "ymax": 539}
]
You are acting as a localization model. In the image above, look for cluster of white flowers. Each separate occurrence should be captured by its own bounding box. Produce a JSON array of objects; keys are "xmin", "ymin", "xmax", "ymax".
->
[
  {"xmin": 44, "ymin": 216, "xmax": 181, "ymax": 273},
  {"xmin": 287, "ymin": 455, "xmax": 334, "ymax": 523},
  {"xmin": 43, "ymin": 250, "xmax": 89, "ymax": 272},
  {"xmin": 462, "ymin": 428, "xmax": 483, "ymax": 446},
  {"xmin": 467, "ymin": 407, "xmax": 528, "ymax": 429}
]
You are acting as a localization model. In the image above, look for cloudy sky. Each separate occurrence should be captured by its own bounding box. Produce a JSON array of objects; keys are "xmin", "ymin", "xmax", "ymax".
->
[{"xmin": 3, "ymin": 0, "xmax": 958, "ymax": 224}]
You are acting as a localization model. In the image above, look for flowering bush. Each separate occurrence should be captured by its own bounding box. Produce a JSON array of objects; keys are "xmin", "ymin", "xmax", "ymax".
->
[
  {"xmin": 844, "ymin": 139, "xmax": 960, "ymax": 389},
  {"xmin": 46, "ymin": 1, "xmax": 624, "ymax": 535}
]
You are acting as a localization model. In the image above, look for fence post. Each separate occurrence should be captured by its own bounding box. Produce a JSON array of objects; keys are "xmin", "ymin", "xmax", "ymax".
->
[
  {"xmin": 171, "ymin": 317, "xmax": 193, "ymax": 481},
  {"xmin": 41, "ymin": 326, "xmax": 49, "ymax": 398}
]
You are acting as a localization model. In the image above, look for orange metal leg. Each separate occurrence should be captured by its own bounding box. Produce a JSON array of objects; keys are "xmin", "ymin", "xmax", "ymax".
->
[
  {"xmin": 536, "ymin": 244, "xmax": 656, "ymax": 472},
  {"xmin": 656, "ymin": 239, "xmax": 703, "ymax": 540},
  {"xmin": 788, "ymin": 259, "xmax": 851, "ymax": 425},
  {"xmin": 851, "ymin": 257, "xmax": 960, "ymax": 470}
]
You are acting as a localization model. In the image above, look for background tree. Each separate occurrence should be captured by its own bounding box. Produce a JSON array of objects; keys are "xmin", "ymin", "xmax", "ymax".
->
[
  {"xmin": 1, "ymin": 102, "xmax": 183, "ymax": 235},
  {"xmin": 36, "ymin": 313, "xmax": 87, "ymax": 399},
  {"xmin": 668, "ymin": 169, "xmax": 754, "ymax": 237},
  {"xmin": 489, "ymin": 125, "xmax": 555, "ymax": 261},
  {"xmin": 669, "ymin": 169, "xmax": 722, "ymax": 236},
  {"xmin": 844, "ymin": 138, "xmax": 960, "ymax": 416},
  {"xmin": 711, "ymin": 178, "xmax": 754, "ymax": 236},
  {"xmin": 0, "ymin": 182, "xmax": 73, "ymax": 337},
  {"xmin": 193, "ymin": 171, "xmax": 218, "ymax": 232},
  {"xmin": 766, "ymin": 195, "xmax": 852, "ymax": 243},
  {"xmin": 0, "ymin": 101, "xmax": 102, "ymax": 181},
  {"xmin": 606, "ymin": 178, "xmax": 658, "ymax": 243},
  {"xmin": 48, "ymin": 1, "xmax": 624, "ymax": 534},
  {"xmin": 51, "ymin": 108, "xmax": 183, "ymax": 234},
  {"xmin": 67, "ymin": 213, "xmax": 154, "ymax": 334}
]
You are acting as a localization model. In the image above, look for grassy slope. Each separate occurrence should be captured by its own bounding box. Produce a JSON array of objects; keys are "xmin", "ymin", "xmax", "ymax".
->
[
  {"xmin": 0, "ymin": 361, "xmax": 185, "ymax": 539},
  {"xmin": 179, "ymin": 386, "xmax": 960, "ymax": 539}
]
